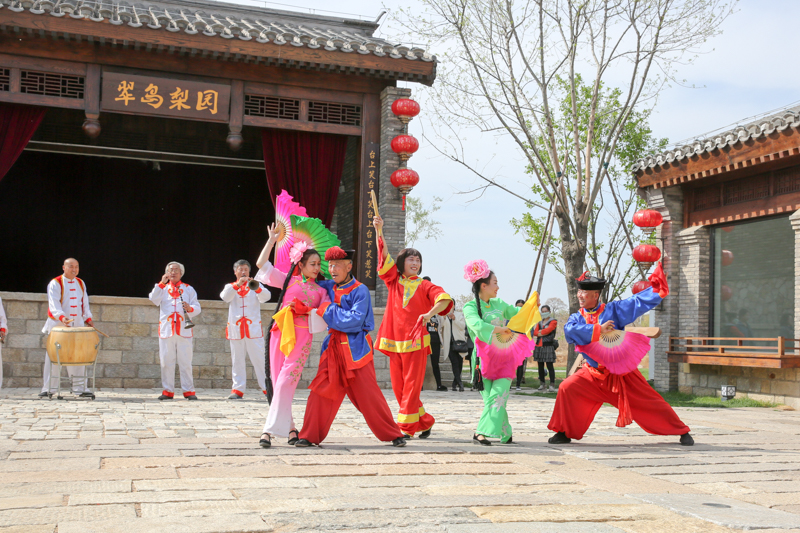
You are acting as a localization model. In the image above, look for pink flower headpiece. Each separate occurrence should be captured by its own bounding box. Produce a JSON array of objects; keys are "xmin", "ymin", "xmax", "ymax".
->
[
  {"xmin": 289, "ymin": 241, "xmax": 309, "ymax": 264},
  {"xmin": 464, "ymin": 259, "xmax": 490, "ymax": 283}
]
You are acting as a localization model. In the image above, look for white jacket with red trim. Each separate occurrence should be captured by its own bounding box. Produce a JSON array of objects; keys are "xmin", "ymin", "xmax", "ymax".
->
[
  {"xmin": 149, "ymin": 282, "xmax": 201, "ymax": 339},
  {"xmin": 220, "ymin": 281, "xmax": 270, "ymax": 340},
  {"xmin": 42, "ymin": 275, "xmax": 93, "ymax": 334},
  {"xmin": 0, "ymin": 296, "xmax": 7, "ymax": 334}
]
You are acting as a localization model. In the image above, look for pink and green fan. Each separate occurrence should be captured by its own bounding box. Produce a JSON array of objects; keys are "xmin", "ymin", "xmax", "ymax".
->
[
  {"xmin": 288, "ymin": 215, "xmax": 341, "ymax": 279},
  {"xmin": 274, "ymin": 190, "xmax": 308, "ymax": 273},
  {"xmin": 577, "ymin": 329, "xmax": 651, "ymax": 375},
  {"xmin": 475, "ymin": 330, "xmax": 535, "ymax": 381}
]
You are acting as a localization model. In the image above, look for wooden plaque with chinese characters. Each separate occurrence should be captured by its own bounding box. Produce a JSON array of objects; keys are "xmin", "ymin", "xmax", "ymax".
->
[{"xmin": 101, "ymin": 72, "xmax": 231, "ymax": 122}]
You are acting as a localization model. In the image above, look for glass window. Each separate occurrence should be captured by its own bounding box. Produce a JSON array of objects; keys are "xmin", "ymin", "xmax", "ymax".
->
[{"xmin": 712, "ymin": 216, "xmax": 794, "ymax": 340}]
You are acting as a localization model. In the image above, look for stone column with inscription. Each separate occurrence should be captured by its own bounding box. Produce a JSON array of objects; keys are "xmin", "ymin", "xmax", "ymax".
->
[
  {"xmin": 646, "ymin": 186, "xmax": 683, "ymax": 391},
  {"xmin": 376, "ymin": 87, "xmax": 411, "ymax": 307}
]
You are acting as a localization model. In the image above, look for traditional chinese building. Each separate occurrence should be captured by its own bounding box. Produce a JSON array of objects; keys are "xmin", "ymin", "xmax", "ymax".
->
[
  {"xmin": 0, "ymin": 0, "xmax": 435, "ymax": 389},
  {"xmin": 635, "ymin": 106, "xmax": 800, "ymax": 409}
]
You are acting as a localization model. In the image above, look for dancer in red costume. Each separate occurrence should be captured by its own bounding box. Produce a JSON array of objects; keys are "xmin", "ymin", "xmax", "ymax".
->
[
  {"xmin": 373, "ymin": 215, "xmax": 453, "ymax": 438},
  {"xmin": 295, "ymin": 247, "xmax": 406, "ymax": 448},
  {"xmin": 548, "ymin": 264, "xmax": 694, "ymax": 446}
]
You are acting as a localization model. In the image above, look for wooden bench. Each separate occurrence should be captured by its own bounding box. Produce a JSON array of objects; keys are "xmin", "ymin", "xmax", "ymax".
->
[{"xmin": 667, "ymin": 337, "xmax": 800, "ymax": 368}]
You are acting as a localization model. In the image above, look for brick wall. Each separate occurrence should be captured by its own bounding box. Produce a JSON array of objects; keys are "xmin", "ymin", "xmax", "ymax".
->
[
  {"xmin": 375, "ymin": 86, "xmax": 411, "ymax": 307},
  {"xmin": 678, "ymin": 365, "xmax": 800, "ymax": 410},
  {"xmin": 677, "ymin": 226, "xmax": 711, "ymax": 338},
  {"xmin": 0, "ymin": 291, "xmax": 389, "ymax": 390}
]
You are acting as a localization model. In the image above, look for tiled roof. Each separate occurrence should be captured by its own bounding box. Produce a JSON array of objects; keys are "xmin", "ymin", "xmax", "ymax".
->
[
  {"xmin": 0, "ymin": 0, "xmax": 435, "ymax": 63},
  {"xmin": 633, "ymin": 105, "xmax": 800, "ymax": 173}
]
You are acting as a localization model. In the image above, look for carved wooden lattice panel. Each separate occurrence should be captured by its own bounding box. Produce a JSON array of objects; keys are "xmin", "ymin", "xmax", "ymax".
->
[
  {"xmin": 724, "ymin": 175, "xmax": 770, "ymax": 205},
  {"xmin": 693, "ymin": 184, "xmax": 721, "ymax": 211},
  {"xmin": 0, "ymin": 69, "xmax": 9, "ymax": 92},
  {"xmin": 244, "ymin": 95, "xmax": 300, "ymax": 120},
  {"xmin": 308, "ymin": 101, "xmax": 361, "ymax": 126},
  {"xmin": 774, "ymin": 166, "xmax": 800, "ymax": 195},
  {"xmin": 20, "ymin": 71, "xmax": 85, "ymax": 99}
]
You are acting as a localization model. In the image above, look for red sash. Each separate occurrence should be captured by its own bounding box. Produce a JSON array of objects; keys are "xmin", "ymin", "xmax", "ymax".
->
[
  {"xmin": 586, "ymin": 364, "xmax": 632, "ymax": 428},
  {"xmin": 309, "ymin": 330, "xmax": 356, "ymax": 400}
]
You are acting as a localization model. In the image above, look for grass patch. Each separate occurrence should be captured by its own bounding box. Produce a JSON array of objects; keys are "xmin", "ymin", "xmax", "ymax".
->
[{"xmin": 657, "ymin": 391, "xmax": 778, "ymax": 409}]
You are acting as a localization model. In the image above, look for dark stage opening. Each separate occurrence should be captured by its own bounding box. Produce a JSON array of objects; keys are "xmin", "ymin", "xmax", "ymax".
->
[{"xmin": 0, "ymin": 151, "xmax": 276, "ymax": 300}]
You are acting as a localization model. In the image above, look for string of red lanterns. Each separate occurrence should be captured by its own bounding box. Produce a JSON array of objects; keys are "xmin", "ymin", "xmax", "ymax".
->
[
  {"xmin": 390, "ymin": 98, "xmax": 421, "ymax": 210},
  {"xmin": 631, "ymin": 208, "xmax": 664, "ymax": 289}
]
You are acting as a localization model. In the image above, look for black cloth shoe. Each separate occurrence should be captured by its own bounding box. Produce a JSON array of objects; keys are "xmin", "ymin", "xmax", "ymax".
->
[
  {"xmin": 158, "ymin": 394, "xmax": 173, "ymax": 400},
  {"xmin": 503, "ymin": 437, "xmax": 514, "ymax": 444},
  {"xmin": 548, "ymin": 432, "xmax": 571, "ymax": 444},
  {"xmin": 186, "ymin": 395, "xmax": 198, "ymax": 401},
  {"xmin": 259, "ymin": 433, "xmax": 271, "ymax": 448},
  {"xmin": 436, "ymin": 386, "xmax": 448, "ymax": 391},
  {"xmin": 402, "ymin": 433, "xmax": 412, "ymax": 440},
  {"xmin": 392, "ymin": 437, "xmax": 406, "ymax": 447},
  {"xmin": 473, "ymin": 434, "xmax": 491, "ymax": 446},
  {"xmin": 288, "ymin": 430, "xmax": 300, "ymax": 446},
  {"xmin": 294, "ymin": 439, "xmax": 313, "ymax": 447},
  {"xmin": 680, "ymin": 433, "xmax": 694, "ymax": 446},
  {"xmin": 228, "ymin": 394, "xmax": 242, "ymax": 400},
  {"xmin": 418, "ymin": 429, "xmax": 431, "ymax": 439},
  {"xmin": 38, "ymin": 391, "xmax": 49, "ymax": 398},
  {"xmin": 459, "ymin": 385, "xmax": 464, "ymax": 392}
]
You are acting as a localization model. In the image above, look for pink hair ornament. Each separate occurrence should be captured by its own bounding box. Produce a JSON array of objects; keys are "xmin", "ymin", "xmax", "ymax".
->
[
  {"xmin": 464, "ymin": 259, "xmax": 490, "ymax": 283},
  {"xmin": 289, "ymin": 241, "xmax": 309, "ymax": 264}
]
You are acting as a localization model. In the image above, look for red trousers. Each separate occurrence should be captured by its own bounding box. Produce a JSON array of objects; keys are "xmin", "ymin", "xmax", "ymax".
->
[
  {"xmin": 548, "ymin": 365, "xmax": 690, "ymax": 440},
  {"xmin": 389, "ymin": 349, "xmax": 435, "ymax": 436},
  {"xmin": 299, "ymin": 354, "xmax": 404, "ymax": 445}
]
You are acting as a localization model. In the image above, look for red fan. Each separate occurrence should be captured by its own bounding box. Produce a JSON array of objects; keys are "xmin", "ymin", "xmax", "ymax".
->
[
  {"xmin": 474, "ymin": 330, "xmax": 535, "ymax": 381},
  {"xmin": 577, "ymin": 329, "xmax": 651, "ymax": 375}
]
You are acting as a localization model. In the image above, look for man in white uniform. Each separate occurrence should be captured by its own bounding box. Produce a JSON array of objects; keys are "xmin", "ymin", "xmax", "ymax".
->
[
  {"xmin": 221, "ymin": 259, "xmax": 269, "ymax": 400},
  {"xmin": 39, "ymin": 258, "xmax": 93, "ymax": 398},
  {"xmin": 149, "ymin": 262, "xmax": 201, "ymax": 400},
  {"xmin": 0, "ymin": 295, "xmax": 7, "ymax": 390}
]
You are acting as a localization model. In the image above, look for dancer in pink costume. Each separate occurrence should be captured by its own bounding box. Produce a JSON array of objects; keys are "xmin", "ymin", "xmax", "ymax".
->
[{"xmin": 255, "ymin": 224, "xmax": 330, "ymax": 447}]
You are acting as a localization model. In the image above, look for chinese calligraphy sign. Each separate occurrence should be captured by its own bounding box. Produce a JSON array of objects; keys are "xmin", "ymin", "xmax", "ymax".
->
[
  {"xmin": 357, "ymin": 142, "xmax": 380, "ymax": 289},
  {"xmin": 101, "ymin": 73, "xmax": 230, "ymax": 122}
]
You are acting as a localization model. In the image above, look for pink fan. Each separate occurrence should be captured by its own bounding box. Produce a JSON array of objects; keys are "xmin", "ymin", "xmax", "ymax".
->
[
  {"xmin": 577, "ymin": 329, "xmax": 651, "ymax": 375},
  {"xmin": 274, "ymin": 190, "xmax": 308, "ymax": 273},
  {"xmin": 474, "ymin": 330, "xmax": 535, "ymax": 381}
]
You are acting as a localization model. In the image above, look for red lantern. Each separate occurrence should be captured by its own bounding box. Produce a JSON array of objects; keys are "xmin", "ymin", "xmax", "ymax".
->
[
  {"xmin": 721, "ymin": 285, "xmax": 733, "ymax": 302},
  {"xmin": 721, "ymin": 250, "xmax": 734, "ymax": 267},
  {"xmin": 632, "ymin": 280, "xmax": 652, "ymax": 294},
  {"xmin": 390, "ymin": 135, "xmax": 419, "ymax": 162},
  {"xmin": 391, "ymin": 98, "xmax": 421, "ymax": 124},
  {"xmin": 390, "ymin": 168, "xmax": 420, "ymax": 211},
  {"xmin": 633, "ymin": 209, "xmax": 663, "ymax": 230},
  {"xmin": 633, "ymin": 244, "xmax": 661, "ymax": 264}
]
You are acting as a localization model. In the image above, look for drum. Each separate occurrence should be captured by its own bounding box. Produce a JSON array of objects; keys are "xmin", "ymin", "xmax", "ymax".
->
[{"xmin": 46, "ymin": 327, "xmax": 100, "ymax": 365}]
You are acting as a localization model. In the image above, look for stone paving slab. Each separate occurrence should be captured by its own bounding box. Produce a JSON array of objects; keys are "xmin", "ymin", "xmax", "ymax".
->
[
  {"xmin": 0, "ymin": 388, "xmax": 799, "ymax": 532},
  {"xmin": 633, "ymin": 493, "xmax": 800, "ymax": 530}
]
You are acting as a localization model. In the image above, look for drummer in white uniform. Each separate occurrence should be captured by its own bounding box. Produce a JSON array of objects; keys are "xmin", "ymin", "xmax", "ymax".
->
[
  {"xmin": 149, "ymin": 262, "xmax": 201, "ymax": 401},
  {"xmin": 221, "ymin": 260, "xmax": 270, "ymax": 400},
  {"xmin": 39, "ymin": 258, "xmax": 94, "ymax": 398},
  {"xmin": 0, "ymin": 295, "xmax": 7, "ymax": 390}
]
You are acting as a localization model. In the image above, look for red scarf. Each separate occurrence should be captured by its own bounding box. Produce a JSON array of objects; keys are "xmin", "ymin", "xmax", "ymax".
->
[{"xmin": 309, "ymin": 330, "xmax": 356, "ymax": 400}]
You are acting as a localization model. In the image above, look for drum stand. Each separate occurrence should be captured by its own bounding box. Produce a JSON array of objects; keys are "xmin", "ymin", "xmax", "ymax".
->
[{"xmin": 48, "ymin": 341, "xmax": 98, "ymax": 400}]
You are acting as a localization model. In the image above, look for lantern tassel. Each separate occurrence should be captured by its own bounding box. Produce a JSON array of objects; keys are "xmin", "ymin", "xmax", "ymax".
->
[{"xmin": 402, "ymin": 194, "xmax": 406, "ymax": 211}]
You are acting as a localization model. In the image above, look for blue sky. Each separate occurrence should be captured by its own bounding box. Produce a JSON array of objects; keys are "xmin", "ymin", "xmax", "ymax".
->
[{"xmin": 223, "ymin": 0, "xmax": 799, "ymax": 304}]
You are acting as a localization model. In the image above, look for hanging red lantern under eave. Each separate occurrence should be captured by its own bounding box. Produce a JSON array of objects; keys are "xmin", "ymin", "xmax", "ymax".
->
[
  {"xmin": 721, "ymin": 250, "xmax": 734, "ymax": 267},
  {"xmin": 390, "ymin": 134, "xmax": 419, "ymax": 162},
  {"xmin": 633, "ymin": 244, "xmax": 661, "ymax": 266},
  {"xmin": 391, "ymin": 98, "xmax": 421, "ymax": 124},
  {"xmin": 390, "ymin": 168, "xmax": 419, "ymax": 211},
  {"xmin": 633, "ymin": 209, "xmax": 663, "ymax": 234},
  {"xmin": 632, "ymin": 280, "xmax": 652, "ymax": 294}
]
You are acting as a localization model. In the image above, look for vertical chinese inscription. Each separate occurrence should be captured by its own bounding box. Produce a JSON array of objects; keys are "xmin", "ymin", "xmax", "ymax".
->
[{"xmin": 358, "ymin": 142, "xmax": 380, "ymax": 288}]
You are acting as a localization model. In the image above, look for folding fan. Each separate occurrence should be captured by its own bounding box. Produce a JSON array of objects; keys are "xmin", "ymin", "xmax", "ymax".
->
[
  {"xmin": 289, "ymin": 215, "xmax": 342, "ymax": 279},
  {"xmin": 474, "ymin": 329, "xmax": 535, "ymax": 381},
  {"xmin": 274, "ymin": 190, "xmax": 308, "ymax": 273},
  {"xmin": 576, "ymin": 329, "xmax": 651, "ymax": 375}
]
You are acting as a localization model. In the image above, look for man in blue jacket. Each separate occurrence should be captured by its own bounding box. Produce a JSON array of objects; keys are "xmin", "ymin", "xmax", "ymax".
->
[
  {"xmin": 294, "ymin": 247, "xmax": 406, "ymax": 447},
  {"xmin": 548, "ymin": 264, "xmax": 693, "ymax": 446}
]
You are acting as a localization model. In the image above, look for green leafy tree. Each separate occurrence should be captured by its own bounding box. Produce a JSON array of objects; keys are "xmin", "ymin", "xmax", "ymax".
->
[{"xmin": 405, "ymin": 195, "xmax": 444, "ymax": 247}]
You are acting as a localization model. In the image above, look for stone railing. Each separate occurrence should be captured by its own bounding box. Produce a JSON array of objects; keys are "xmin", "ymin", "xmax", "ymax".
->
[{"xmin": 0, "ymin": 292, "xmax": 388, "ymax": 392}]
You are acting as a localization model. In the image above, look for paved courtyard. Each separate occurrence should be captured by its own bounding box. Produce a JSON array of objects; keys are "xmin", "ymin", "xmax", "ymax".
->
[{"xmin": 0, "ymin": 387, "xmax": 798, "ymax": 532}]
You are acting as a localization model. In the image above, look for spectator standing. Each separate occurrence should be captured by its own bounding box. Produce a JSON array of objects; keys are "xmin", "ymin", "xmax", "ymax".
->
[
  {"xmin": 423, "ymin": 276, "xmax": 448, "ymax": 392},
  {"xmin": 439, "ymin": 310, "xmax": 469, "ymax": 391},
  {"xmin": 532, "ymin": 305, "xmax": 558, "ymax": 392}
]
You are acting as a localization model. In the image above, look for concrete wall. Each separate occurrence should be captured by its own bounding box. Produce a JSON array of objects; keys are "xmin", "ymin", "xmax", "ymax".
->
[{"xmin": 0, "ymin": 291, "xmax": 389, "ymax": 391}]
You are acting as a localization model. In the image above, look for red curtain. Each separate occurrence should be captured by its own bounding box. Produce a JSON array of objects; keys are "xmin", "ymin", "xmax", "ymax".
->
[
  {"xmin": 0, "ymin": 103, "xmax": 46, "ymax": 182},
  {"xmin": 261, "ymin": 129, "xmax": 348, "ymax": 226}
]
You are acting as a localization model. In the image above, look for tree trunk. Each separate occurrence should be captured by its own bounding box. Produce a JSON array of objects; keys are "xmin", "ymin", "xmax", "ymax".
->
[{"xmin": 555, "ymin": 210, "xmax": 589, "ymax": 373}]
